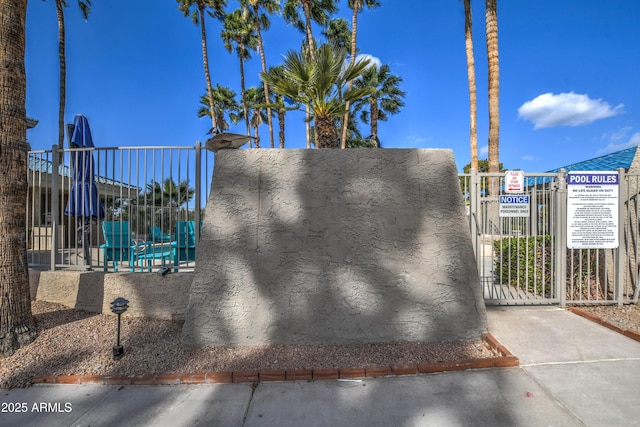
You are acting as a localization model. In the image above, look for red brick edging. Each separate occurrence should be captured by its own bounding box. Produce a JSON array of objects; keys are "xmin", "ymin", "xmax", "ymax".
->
[
  {"xmin": 31, "ymin": 333, "xmax": 519, "ymax": 386},
  {"xmin": 568, "ymin": 307, "xmax": 640, "ymax": 343}
]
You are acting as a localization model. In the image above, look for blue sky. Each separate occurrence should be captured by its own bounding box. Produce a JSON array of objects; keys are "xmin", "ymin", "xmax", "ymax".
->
[{"xmin": 25, "ymin": 0, "xmax": 640, "ymax": 172}]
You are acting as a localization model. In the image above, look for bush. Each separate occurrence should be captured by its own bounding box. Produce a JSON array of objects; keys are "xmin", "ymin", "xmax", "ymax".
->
[
  {"xmin": 492, "ymin": 236, "xmax": 604, "ymax": 297},
  {"xmin": 493, "ymin": 236, "xmax": 553, "ymax": 294}
]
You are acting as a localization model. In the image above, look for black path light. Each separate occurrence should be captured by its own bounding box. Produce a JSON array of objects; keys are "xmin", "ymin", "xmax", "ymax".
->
[{"xmin": 110, "ymin": 297, "xmax": 129, "ymax": 360}]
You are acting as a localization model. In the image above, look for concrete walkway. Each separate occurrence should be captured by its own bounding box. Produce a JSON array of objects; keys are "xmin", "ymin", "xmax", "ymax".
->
[{"xmin": 2, "ymin": 306, "xmax": 640, "ymax": 427}]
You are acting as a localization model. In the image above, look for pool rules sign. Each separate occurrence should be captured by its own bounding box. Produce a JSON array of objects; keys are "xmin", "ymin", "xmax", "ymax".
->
[{"xmin": 567, "ymin": 171, "xmax": 619, "ymax": 249}]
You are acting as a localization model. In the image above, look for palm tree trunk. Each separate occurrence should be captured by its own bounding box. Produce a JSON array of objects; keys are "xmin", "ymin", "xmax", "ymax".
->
[
  {"xmin": 254, "ymin": 6, "xmax": 274, "ymax": 148},
  {"xmin": 316, "ymin": 116, "xmax": 338, "ymax": 148},
  {"xmin": 302, "ymin": 0, "xmax": 315, "ymax": 59},
  {"xmin": 0, "ymin": 0, "xmax": 37, "ymax": 357},
  {"xmin": 199, "ymin": 5, "xmax": 218, "ymax": 133},
  {"xmin": 239, "ymin": 53, "xmax": 252, "ymax": 146},
  {"xmin": 56, "ymin": 0, "xmax": 66, "ymax": 155},
  {"xmin": 302, "ymin": 1, "xmax": 314, "ymax": 149},
  {"xmin": 370, "ymin": 99, "xmax": 379, "ymax": 147},
  {"xmin": 278, "ymin": 108, "xmax": 285, "ymax": 148},
  {"xmin": 485, "ymin": 0, "xmax": 500, "ymax": 194},
  {"xmin": 340, "ymin": 5, "xmax": 360, "ymax": 149},
  {"xmin": 465, "ymin": 0, "xmax": 478, "ymax": 171}
]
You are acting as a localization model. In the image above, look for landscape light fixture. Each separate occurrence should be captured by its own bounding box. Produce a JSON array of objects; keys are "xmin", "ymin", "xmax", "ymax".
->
[{"xmin": 110, "ymin": 297, "xmax": 129, "ymax": 360}]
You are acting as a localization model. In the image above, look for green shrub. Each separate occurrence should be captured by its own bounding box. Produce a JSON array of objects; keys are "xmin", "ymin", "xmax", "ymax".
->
[
  {"xmin": 492, "ymin": 236, "xmax": 604, "ymax": 296},
  {"xmin": 493, "ymin": 236, "xmax": 553, "ymax": 294}
]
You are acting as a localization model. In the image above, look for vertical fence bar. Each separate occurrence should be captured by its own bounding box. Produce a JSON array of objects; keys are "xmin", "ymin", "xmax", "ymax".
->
[
  {"xmin": 616, "ymin": 168, "xmax": 626, "ymax": 306},
  {"xmin": 555, "ymin": 169, "xmax": 567, "ymax": 306},
  {"xmin": 50, "ymin": 145, "xmax": 60, "ymax": 271},
  {"xmin": 195, "ymin": 141, "xmax": 202, "ymax": 243}
]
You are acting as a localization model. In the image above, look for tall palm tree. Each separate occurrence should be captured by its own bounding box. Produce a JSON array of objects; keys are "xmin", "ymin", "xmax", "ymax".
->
[
  {"xmin": 197, "ymin": 84, "xmax": 241, "ymax": 133},
  {"xmin": 47, "ymin": 0, "xmax": 91, "ymax": 157},
  {"xmin": 283, "ymin": 0, "xmax": 337, "ymax": 59},
  {"xmin": 323, "ymin": 17, "xmax": 351, "ymax": 51},
  {"xmin": 177, "ymin": 0, "xmax": 227, "ymax": 133},
  {"xmin": 0, "ymin": 0, "xmax": 37, "ymax": 357},
  {"xmin": 340, "ymin": 0, "xmax": 380, "ymax": 149},
  {"xmin": 464, "ymin": 0, "xmax": 478, "ymax": 171},
  {"xmin": 221, "ymin": 9, "xmax": 259, "ymax": 142},
  {"xmin": 263, "ymin": 44, "xmax": 372, "ymax": 148},
  {"xmin": 242, "ymin": 86, "xmax": 270, "ymax": 147},
  {"xmin": 283, "ymin": 0, "xmax": 338, "ymax": 147},
  {"xmin": 485, "ymin": 0, "xmax": 500, "ymax": 189},
  {"xmin": 352, "ymin": 63, "xmax": 405, "ymax": 147},
  {"xmin": 263, "ymin": 65, "xmax": 300, "ymax": 148},
  {"xmin": 241, "ymin": 0, "xmax": 279, "ymax": 148}
]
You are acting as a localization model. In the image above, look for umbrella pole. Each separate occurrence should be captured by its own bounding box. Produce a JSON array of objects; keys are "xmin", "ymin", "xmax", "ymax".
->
[{"xmin": 80, "ymin": 219, "xmax": 92, "ymax": 270}]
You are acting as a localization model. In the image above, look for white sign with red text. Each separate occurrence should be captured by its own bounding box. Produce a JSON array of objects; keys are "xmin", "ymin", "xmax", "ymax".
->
[{"xmin": 504, "ymin": 170, "xmax": 525, "ymax": 194}]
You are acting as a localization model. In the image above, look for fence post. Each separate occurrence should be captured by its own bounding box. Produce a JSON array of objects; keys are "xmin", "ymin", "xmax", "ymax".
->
[
  {"xmin": 616, "ymin": 168, "xmax": 626, "ymax": 306},
  {"xmin": 195, "ymin": 141, "xmax": 201, "ymax": 243},
  {"xmin": 555, "ymin": 169, "xmax": 567, "ymax": 306},
  {"xmin": 50, "ymin": 145, "xmax": 60, "ymax": 271}
]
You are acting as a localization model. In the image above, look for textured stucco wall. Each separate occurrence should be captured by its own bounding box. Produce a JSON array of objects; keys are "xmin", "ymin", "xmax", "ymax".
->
[
  {"xmin": 182, "ymin": 149, "xmax": 487, "ymax": 347},
  {"xmin": 32, "ymin": 270, "xmax": 191, "ymax": 321}
]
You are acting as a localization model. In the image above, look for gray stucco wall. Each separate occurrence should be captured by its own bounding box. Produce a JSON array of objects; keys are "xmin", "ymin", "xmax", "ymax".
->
[{"xmin": 182, "ymin": 149, "xmax": 487, "ymax": 347}]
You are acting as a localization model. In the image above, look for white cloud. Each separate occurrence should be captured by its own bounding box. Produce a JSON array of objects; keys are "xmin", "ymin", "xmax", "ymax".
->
[
  {"xmin": 518, "ymin": 92, "xmax": 624, "ymax": 129},
  {"xmin": 597, "ymin": 131, "xmax": 640, "ymax": 155},
  {"xmin": 521, "ymin": 155, "xmax": 535, "ymax": 161},
  {"xmin": 479, "ymin": 145, "xmax": 488, "ymax": 157},
  {"xmin": 356, "ymin": 53, "xmax": 382, "ymax": 70}
]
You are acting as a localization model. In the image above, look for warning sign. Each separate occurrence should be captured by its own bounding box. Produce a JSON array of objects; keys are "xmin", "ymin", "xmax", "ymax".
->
[
  {"xmin": 504, "ymin": 171, "xmax": 525, "ymax": 194},
  {"xmin": 567, "ymin": 171, "xmax": 619, "ymax": 249}
]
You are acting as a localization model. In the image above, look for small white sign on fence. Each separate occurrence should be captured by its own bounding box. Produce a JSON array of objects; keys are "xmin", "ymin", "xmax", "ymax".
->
[
  {"xmin": 567, "ymin": 171, "xmax": 619, "ymax": 249},
  {"xmin": 504, "ymin": 170, "xmax": 525, "ymax": 194}
]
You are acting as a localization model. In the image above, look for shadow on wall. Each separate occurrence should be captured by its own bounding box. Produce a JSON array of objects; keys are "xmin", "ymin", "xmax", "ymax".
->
[{"xmin": 182, "ymin": 149, "xmax": 487, "ymax": 347}]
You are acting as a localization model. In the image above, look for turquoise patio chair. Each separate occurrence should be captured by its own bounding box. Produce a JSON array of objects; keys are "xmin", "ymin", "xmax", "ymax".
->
[
  {"xmin": 100, "ymin": 221, "xmax": 172, "ymax": 272},
  {"xmin": 149, "ymin": 225, "xmax": 172, "ymax": 243},
  {"xmin": 172, "ymin": 220, "xmax": 201, "ymax": 271}
]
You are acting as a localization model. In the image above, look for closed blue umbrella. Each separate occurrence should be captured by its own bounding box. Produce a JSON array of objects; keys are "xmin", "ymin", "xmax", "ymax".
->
[{"xmin": 64, "ymin": 115, "xmax": 105, "ymax": 267}]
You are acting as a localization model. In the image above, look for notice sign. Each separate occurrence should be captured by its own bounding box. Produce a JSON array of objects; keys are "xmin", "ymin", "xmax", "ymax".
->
[
  {"xmin": 504, "ymin": 170, "xmax": 525, "ymax": 193},
  {"xmin": 567, "ymin": 171, "xmax": 619, "ymax": 249},
  {"xmin": 499, "ymin": 195, "xmax": 530, "ymax": 217}
]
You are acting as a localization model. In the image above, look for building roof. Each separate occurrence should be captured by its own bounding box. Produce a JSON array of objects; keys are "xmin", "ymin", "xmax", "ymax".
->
[{"xmin": 546, "ymin": 146, "xmax": 638, "ymax": 173}]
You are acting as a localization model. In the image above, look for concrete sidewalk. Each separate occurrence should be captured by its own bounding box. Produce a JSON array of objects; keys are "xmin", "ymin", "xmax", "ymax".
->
[{"xmin": 2, "ymin": 306, "xmax": 640, "ymax": 426}]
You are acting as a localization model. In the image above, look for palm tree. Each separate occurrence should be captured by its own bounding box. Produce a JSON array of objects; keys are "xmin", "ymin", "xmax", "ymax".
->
[
  {"xmin": 340, "ymin": 0, "xmax": 380, "ymax": 149},
  {"xmin": 352, "ymin": 63, "xmax": 405, "ymax": 147},
  {"xmin": 323, "ymin": 17, "xmax": 351, "ymax": 51},
  {"xmin": 485, "ymin": 0, "xmax": 500, "ymax": 190},
  {"xmin": 283, "ymin": 0, "xmax": 338, "ymax": 147},
  {"xmin": 221, "ymin": 9, "xmax": 259, "ymax": 142},
  {"xmin": 46, "ymin": 0, "xmax": 91, "ymax": 157},
  {"xmin": 464, "ymin": 0, "xmax": 478, "ymax": 172},
  {"xmin": 241, "ymin": 0, "xmax": 279, "ymax": 148},
  {"xmin": 283, "ymin": 0, "xmax": 338, "ymax": 59},
  {"xmin": 263, "ymin": 44, "xmax": 372, "ymax": 148},
  {"xmin": 140, "ymin": 179, "xmax": 195, "ymax": 208},
  {"xmin": 197, "ymin": 84, "xmax": 241, "ymax": 133},
  {"xmin": 0, "ymin": 0, "xmax": 37, "ymax": 357},
  {"xmin": 177, "ymin": 0, "xmax": 227, "ymax": 133},
  {"xmin": 242, "ymin": 86, "xmax": 270, "ymax": 147},
  {"xmin": 263, "ymin": 65, "xmax": 300, "ymax": 148}
]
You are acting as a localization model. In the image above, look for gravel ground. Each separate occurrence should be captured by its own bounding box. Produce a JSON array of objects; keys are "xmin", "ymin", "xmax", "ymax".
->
[
  {"xmin": 575, "ymin": 304, "xmax": 640, "ymax": 332},
  {"xmin": 1, "ymin": 301, "xmax": 496, "ymax": 389},
  {"xmin": 4, "ymin": 302, "xmax": 637, "ymax": 390}
]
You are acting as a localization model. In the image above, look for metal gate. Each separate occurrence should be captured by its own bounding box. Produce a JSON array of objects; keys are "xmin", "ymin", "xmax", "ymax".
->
[{"xmin": 463, "ymin": 169, "xmax": 639, "ymax": 306}]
